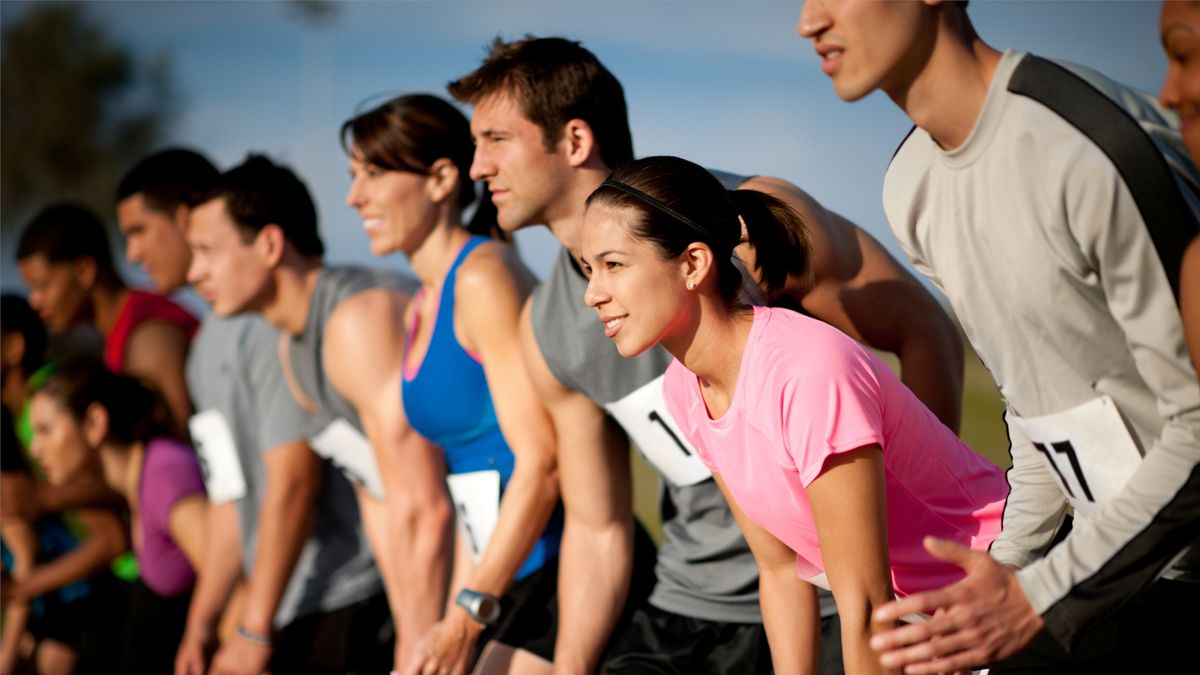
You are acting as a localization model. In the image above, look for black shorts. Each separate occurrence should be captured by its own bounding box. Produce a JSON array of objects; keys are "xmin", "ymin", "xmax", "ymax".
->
[
  {"xmin": 270, "ymin": 590, "xmax": 394, "ymax": 675},
  {"xmin": 600, "ymin": 604, "xmax": 773, "ymax": 675},
  {"xmin": 991, "ymin": 578, "xmax": 1200, "ymax": 674},
  {"xmin": 482, "ymin": 556, "xmax": 560, "ymax": 661},
  {"xmin": 119, "ymin": 579, "xmax": 192, "ymax": 675},
  {"xmin": 29, "ymin": 574, "xmax": 129, "ymax": 675}
]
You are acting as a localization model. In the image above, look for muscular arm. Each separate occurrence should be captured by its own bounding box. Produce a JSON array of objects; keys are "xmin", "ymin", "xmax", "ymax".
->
[
  {"xmin": 806, "ymin": 447, "xmax": 898, "ymax": 675},
  {"xmin": 519, "ymin": 300, "xmax": 634, "ymax": 674},
  {"xmin": 177, "ymin": 501, "xmax": 242, "ymax": 675},
  {"xmin": 124, "ymin": 320, "xmax": 194, "ymax": 430},
  {"xmin": 713, "ymin": 473, "xmax": 819, "ymax": 675},
  {"xmin": 743, "ymin": 176, "xmax": 964, "ymax": 432},
  {"xmin": 325, "ymin": 289, "xmax": 452, "ymax": 667}
]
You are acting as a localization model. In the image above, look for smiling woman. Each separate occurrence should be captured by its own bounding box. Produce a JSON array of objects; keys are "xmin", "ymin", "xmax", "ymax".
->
[{"xmin": 580, "ymin": 155, "xmax": 1009, "ymax": 674}]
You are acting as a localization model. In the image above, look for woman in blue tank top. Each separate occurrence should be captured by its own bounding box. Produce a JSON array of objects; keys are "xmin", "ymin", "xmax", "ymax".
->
[{"xmin": 343, "ymin": 94, "xmax": 563, "ymax": 675}]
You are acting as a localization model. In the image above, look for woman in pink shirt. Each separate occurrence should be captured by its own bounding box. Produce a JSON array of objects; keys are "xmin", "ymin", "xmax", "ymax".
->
[
  {"xmin": 30, "ymin": 358, "xmax": 207, "ymax": 675},
  {"xmin": 579, "ymin": 155, "xmax": 1008, "ymax": 674}
]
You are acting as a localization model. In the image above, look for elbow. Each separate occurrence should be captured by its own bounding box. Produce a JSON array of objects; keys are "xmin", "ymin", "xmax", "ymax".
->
[{"xmin": 392, "ymin": 489, "xmax": 453, "ymax": 554}]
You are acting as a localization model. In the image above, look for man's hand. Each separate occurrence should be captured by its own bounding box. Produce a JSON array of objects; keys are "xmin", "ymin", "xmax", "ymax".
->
[
  {"xmin": 400, "ymin": 609, "xmax": 483, "ymax": 675},
  {"xmin": 210, "ymin": 630, "xmax": 272, "ymax": 675},
  {"xmin": 868, "ymin": 537, "xmax": 1045, "ymax": 673}
]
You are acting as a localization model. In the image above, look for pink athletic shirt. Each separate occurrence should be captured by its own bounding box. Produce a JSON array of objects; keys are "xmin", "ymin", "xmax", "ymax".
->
[
  {"xmin": 663, "ymin": 306, "xmax": 1007, "ymax": 597},
  {"xmin": 138, "ymin": 437, "xmax": 206, "ymax": 597}
]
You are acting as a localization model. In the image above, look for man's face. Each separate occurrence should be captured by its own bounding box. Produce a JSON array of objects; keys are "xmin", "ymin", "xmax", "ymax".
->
[
  {"xmin": 469, "ymin": 91, "xmax": 572, "ymax": 232},
  {"xmin": 117, "ymin": 194, "xmax": 194, "ymax": 294},
  {"xmin": 186, "ymin": 199, "xmax": 271, "ymax": 317},
  {"xmin": 17, "ymin": 254, "xmax": 90, "ymax": 333},
  {"xmin": 798, "ymin": 0, "xmax": 934, "ymax": 102}
]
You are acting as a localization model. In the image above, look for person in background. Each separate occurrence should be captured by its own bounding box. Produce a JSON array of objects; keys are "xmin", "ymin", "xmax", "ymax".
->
[
  {"xmin": 30, "ymin": 358, "xmax": 207, "ymax": 675},
  {"xmin": 343, "ymin": 93, "xmax": 562, "ymax": 675}
]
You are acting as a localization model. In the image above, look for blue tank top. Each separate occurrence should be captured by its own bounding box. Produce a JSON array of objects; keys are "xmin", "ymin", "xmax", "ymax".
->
[{"xmin": 402, "ymin": 236, "xmax": 561, "ymax": 580}]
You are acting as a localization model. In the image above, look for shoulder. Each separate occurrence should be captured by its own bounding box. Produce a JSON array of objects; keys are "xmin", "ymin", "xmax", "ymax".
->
[
  {"xmin": 454, "ymin": 240, "xmax": 533, "ymax": 297},
  {"xmin": 327, "ymin": 286, "xmax": 408, "ymax": 339},
  {"xmin": 757, "ymin": 307, "xmax": 869, "ymax": 385}
]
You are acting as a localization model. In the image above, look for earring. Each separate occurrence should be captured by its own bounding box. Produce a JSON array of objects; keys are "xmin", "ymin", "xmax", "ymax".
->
[{"xmin": 686, "ymin": 281, "xmax": 695, "ymax": 290}]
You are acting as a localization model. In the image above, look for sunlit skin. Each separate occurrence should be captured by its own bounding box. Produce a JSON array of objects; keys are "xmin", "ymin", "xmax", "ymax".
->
[
  {"xmin": 117, "ymin": 194, "xmax": 194, "ymax": 294},
  {"xmin": 469, "ymin": 91, "xmax": 576, "ymax": 234},
  {"xmin": 345, "ymin": 152, "xmax": 442, "ymax": 258},
  {"xmin": 28, "ymin": 393, "xmax": 95, "ymax": 486},
  {"xmin": 16, "ymin": 254, "xmax": 91, "ymax": 333},
  {"xmin": 580, "ymin": 203, "xmax": 704, "ymax": 360},
  {"xmin": 186, "ymin": 198, "xmax": 274, "ymax": 317}
]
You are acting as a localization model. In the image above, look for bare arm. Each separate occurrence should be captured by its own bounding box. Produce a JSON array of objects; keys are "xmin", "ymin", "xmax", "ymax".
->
[
  {"xmin": 806, "ymin": 446, "xmax": 898, "ymax": 675},
  {"xmin": 325, "ymin": 289, "xmax": 453, "ymax": 668},
  {"xmin": 744, "ymin": 177, "xmax": 964, "ymax": 432},
  {"xmin": 1182, "ymin": 236, "xmax": 1200, "ymax": 377},
  {"xmin": 176, "ymin": 501, "xmax": 242, "ymax": 675},
  {"xmin": 9, "ymin": 508, "xmax": 126, "ymax": 601},
  {"xmin": 518, "ymin": 300, "xmax": 634, "ymax": 675},
  {"xmin": 0, "ymin": 472, "xmax": 122, "ymax": 521},
  {"xmin": 124, "ymin": 320, "xmax": 195, "ymax": 431},
  {"xmin": 168, "ymin": 495, "xmax": 208, "ymax": 574},
  {"xmin": 1, "ymin": 518, "xmax": 36, "ymax": 674},
  {"xmin": 712, "ymin": 473, "xmax": 819, "ymax": 675}
]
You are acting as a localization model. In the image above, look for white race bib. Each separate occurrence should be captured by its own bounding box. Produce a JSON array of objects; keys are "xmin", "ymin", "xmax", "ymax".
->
[
  {"xmin": 1008, "ymin": 395, "xmax": 1143, "ymax": 519},
  {"xmin": 310, "ymin": 418, "xmax": 387, "ymax": 500},
  {"xmin": 188, "ymin": 409, "xmax": 246, "ymax": 503},
  {"xmin": 446, "ymin": 470, "xmax": 501, "ymax": 563},
  {"xmin": 604, "ymin": 375, "xmax": 712, "ymax": 487}
]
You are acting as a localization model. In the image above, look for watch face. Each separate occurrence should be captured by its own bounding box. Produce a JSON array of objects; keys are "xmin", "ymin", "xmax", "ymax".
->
[{"xmin": 477, "ymin": 595, "xmax": 501, "ymax": 623}]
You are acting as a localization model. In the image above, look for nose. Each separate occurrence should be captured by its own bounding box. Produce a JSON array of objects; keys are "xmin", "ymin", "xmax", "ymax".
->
[
  {"xmin": 125, "ymin": 239, "xmax": 140, "ymax": 264},
  {"xmin": 1161, "ymin": 64, "xmax": 1181, "ymax": 111},
  {"xmin": 797, "ymin": 0, "xmax": 829, "ymax": 39},
  {"xmin": 185, "ymin": 254, "xmax": 204, "ymax": 287},
  {"xmin": 345, "ymin": 174, "xmax": 364, "ymax": 209},
  {"xmin": 469, "ymin": 145, "xmax": 493, "ymax": 182},
  {"xmin": 583, "ymin": 268, "xmax": 609, "ymax": 310}
]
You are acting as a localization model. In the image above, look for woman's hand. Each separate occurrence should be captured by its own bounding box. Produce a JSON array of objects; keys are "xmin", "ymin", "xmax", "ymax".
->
[{"xmin": 400, "ymin": 608, "xmax": 484, "ymax": 675}]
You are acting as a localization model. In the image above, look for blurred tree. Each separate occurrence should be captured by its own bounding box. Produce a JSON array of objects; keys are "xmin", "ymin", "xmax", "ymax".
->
[{"xmin": 1, "ymin": 3, "xmax": 174, "ymax": 236}]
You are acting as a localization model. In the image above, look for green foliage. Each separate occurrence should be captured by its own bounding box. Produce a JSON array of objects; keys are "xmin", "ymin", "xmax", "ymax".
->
[{"xmin": 1, "ymin": 4, "xmax": 174, "ymax": 234}]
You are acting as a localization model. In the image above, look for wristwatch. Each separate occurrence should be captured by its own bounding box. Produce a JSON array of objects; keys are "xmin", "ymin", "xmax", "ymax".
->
[{"xmin": 455, "ymin": 588, "xmax": 501, "ymax": 625}]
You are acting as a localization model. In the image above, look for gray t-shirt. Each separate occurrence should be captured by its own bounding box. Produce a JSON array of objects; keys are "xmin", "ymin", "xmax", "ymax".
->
[{"xmin": 186, "ymin": 312, "xmax": 381, "ymax": 626}]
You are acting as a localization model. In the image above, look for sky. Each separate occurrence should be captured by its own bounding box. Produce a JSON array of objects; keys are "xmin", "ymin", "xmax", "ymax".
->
[{"xmin": 0, "ymin": 0, "xmax": 1170, "ymax": 304}]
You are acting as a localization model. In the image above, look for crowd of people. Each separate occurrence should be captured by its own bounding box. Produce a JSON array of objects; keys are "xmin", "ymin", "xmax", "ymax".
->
[{"xmin": 1, "ymin": 2, "xmax": 1197, "ymax": 674}]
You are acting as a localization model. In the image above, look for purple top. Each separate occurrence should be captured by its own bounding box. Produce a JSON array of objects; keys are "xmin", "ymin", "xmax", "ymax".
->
[{"xmin": 138, "ymin": 437, "xmax": 206, "ymax": 597}]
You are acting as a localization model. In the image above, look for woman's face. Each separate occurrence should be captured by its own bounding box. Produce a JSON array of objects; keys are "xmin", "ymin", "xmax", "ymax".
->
[
  {"xmin": 345, "ymin": 149, "xmax": 438, "ymax": 258},
  {"xmin": 1161, "ymin": 1, "xmax": 1200, "ymax": 162},
  {"xmin": 29, "ymin": 392, "xmax": 94, "ymax": 485},
  {"xmin": 581, "ymin": 203, "xmax": 695, "ymax": 358},
  {"xmin": 17, "ymin": 254, "xmax": 91, "ymax": 333}
]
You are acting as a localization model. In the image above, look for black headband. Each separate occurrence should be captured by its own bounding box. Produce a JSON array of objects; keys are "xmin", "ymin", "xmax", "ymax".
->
[{"xmin": 599, "ymin": 178, "xmax": 708, "ymax": 238}]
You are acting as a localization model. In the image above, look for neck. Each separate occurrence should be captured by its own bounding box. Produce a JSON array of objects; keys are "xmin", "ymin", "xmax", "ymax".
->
[
  {"xmin": 545, "ymin": 164, "xmax": 611, "ymax": 262},
  {"xmin": 885, "ymin": 21, "xmax": 1002, "ymax": 151},
  {"xmin": 91, "ymin": 285, "xmax": 131, "ymax": 338},
  {"xmin": 260, "ymin": 258, "xmax": 323, "ymax": 336},
  {"xmin": 102, "ymin": 440, "xmax": 145, "ymax": 504},
  {"xmin": 662, "ymin": 298, "xmax": 754, "ymax": 409},
  {"xmin": 409, "ymin": 211, "xmax": 473, "ymax": 291}
]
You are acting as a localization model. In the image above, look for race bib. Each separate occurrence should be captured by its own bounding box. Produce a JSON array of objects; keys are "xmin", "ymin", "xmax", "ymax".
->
[
  {"xmin": 605, "ymin": 376, "xmax": 712, "ymax": 487},
  {"xmin": 1008, "ymin": 395, "xmax": 1143, "ymax": 519},
  {"xmin": 446, "ymin": 470, "xmax": 501, "ymax": 563},
  {"xmin": 310, "ymin": 418, "xmax": 386, "ymax": 499},
  {"xmin": 188, "ymin": 409, "xmax": 246, "ymax": 503}
]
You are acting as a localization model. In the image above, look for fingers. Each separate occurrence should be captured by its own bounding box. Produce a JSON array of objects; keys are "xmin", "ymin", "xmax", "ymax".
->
[
  {"xmin": 922, "ymin": 536, "xmax": 974, "ymax": 565},
  {"xmin": 872, "ymin": 587, "xmax": 955, "ymax": 624}
]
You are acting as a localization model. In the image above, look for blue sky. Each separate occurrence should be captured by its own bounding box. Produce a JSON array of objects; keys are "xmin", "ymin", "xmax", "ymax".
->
[{"xmin": 0, "ymin": 0, "xmax": 1169, "ymax": 298}]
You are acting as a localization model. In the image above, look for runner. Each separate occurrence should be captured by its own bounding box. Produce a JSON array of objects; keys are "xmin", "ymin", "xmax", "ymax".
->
[
  {"xmin": 580, "ymin": 153, "xmax": 1008, "ymax": 674},
  {"xmin": 16, "ymin": 204, "xmax": 197, "ymax": 429},
  {"xmin": 113, "ymin": 148, "xmax": 387, "ymax": 675},
  {"xmin": 342, "ymin": 93, "xmax": 563, "ymax": 675},
  {"xmin": 449, "ymin": 35, "xmax": 966, "ymax": 674},
  {"xmin": 1159, "ymin": 0, "xmax": 1200, "ymax": 378},
  {"xmin": 30, "ymin": 358, "xmax": 207, "ymax": 675},
  {"xmin": 796, "ymin": 0, "xmax": 1200, "ymax": 671},
  {"xmin": 187, "ymin": 154, "xmax": 452, "ymax": 671}
]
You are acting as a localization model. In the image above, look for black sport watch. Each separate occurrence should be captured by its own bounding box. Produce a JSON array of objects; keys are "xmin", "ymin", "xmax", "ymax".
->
[{"xmin": 455, "ymin": 588, "xmax": 501, "ymax": 625}]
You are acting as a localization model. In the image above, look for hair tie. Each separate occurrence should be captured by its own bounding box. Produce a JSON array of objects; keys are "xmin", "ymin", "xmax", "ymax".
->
[{"xmin": 600, "ymin": 178, "xmax": 708, "ymax": 237}]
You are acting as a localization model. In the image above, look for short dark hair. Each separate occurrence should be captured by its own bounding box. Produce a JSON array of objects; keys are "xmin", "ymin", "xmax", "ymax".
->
[
  {"xmin": 341, "ymin": 94, "xmax": 499, "ymax": 238},
  {"xmin": 116, "ymin": 148, "xmax": 220, "ymax": 215},
  {"xmin": 0, "ymin": 294, "xmax": 47, "ymax": 376},
  {"xmin": 587, "ymin": 156, "xmax": 810, "ymax": 305},
  {"xmin": 201, "ymin": 154, "xmax": 325, "ymax": 257},
  {"xmin": 16, "ymin": 203, "xmax": 121, "ymax": 288},
  {"xmin": 448, "ymin": 36, "xmax": 634, "ymax": 169}
]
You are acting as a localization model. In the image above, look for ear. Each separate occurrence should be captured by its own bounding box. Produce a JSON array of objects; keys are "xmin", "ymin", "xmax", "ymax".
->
[
  {"xmin": 72, "ymin": 257, "xmax": 99, "ymax": 290},
  {"xmin": 255, "ymin": 224, "xmax": 287, "ymax": 268},
  {"xmin": 680, "ymin": 242, "xmax": 717, "ymax": 291},
  {"xmin": 426, "ymin": 158, "xmax": 460, "ymax": 204},
  {"xmin": 0, "ymin": 333, "xmax": 25, "ymax": 369},
  {"xmin": 173, "ymin": 203, "xmax": 191, "ymax": 232},
  {"xmin": 82, "ymin": 402, "xmax": 109, "ymax": 448},
  {"xmin": 561, "ymin": 119, "xmax": 598, "ymax": 168}
]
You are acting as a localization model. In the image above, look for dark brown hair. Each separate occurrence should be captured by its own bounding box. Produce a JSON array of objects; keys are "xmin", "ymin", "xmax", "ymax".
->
[{"xmin": 34, "ymin": 356, "xmax": 178, "ymax": 446}]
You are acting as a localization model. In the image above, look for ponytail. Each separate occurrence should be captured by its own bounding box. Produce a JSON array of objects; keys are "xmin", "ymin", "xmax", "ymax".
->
[{"xmin": 727, "ymin": 189, "xmax": 812, "ymax": 301}]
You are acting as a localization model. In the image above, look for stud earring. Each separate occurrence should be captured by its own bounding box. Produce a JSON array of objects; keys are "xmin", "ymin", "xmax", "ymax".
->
[{"xmin": 687, "ymin": 281, "xmax": 695, "ymax": 290}]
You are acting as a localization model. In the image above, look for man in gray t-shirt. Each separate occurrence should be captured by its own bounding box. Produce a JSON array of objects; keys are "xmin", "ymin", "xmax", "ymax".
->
[
  {"xmin": 449, "ymin": 36, "xmax": 965, "ymax": 674},
  {"xmin": 115, "ymin": 149, "xmax": 388, "ymax": 675}
]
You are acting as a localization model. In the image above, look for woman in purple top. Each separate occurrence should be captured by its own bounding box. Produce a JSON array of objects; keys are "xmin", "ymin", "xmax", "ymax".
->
[{"xmin": 30, "ymin": 357, "xmax": 207, "ymax": 675}]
